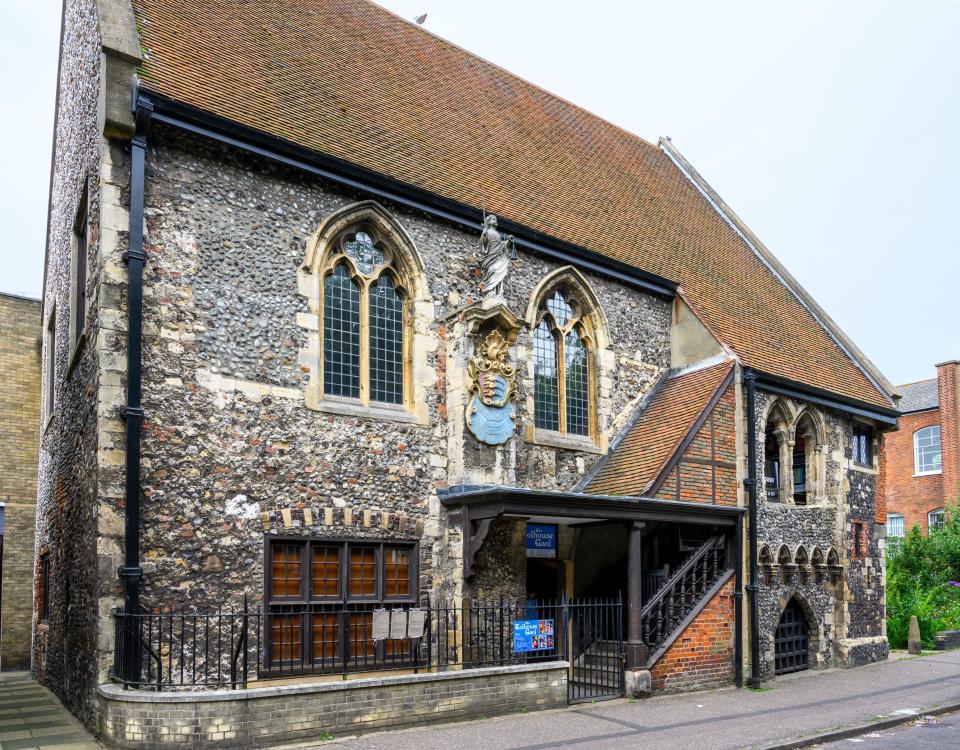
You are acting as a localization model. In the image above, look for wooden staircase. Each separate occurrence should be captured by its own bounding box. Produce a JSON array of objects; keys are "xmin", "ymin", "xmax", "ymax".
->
[{"xmin": 639, "ymin": 535, "xmax": 734, "ymax": 667}]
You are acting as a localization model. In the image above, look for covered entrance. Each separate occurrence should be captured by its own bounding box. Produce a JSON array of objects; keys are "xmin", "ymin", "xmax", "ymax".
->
[
  {"xmin": 775, "ymin": 598, "xmax": 809, "ymax": 674},
  {"xmin": 444, "ymin": 486, "xmax": 744, "ymax": 700}
]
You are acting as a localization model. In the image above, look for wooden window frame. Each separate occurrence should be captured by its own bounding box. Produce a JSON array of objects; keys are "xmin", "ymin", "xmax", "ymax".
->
[
  {"xmin": 928, "ymin": 508, "xmax": 945, "ymax": 533},
  {"xmin": 262, "ymin": 537, "xmax": 418, "ymax": 670}
]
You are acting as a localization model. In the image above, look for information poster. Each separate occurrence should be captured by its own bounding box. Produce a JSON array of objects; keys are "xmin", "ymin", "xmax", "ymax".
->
[
  {"xmin": 389, "ymin": 610, "xmax": 407, "ymax": 639},
  {"xmin": 371, "ymin": 609, "xmax": 391, "ymax": 641},
  {"xmin": 512, "ymin": 619, "xmax": 555, "ymax": 652},
  {"xmin": 407, "ymin": 609, "xmax": 426, "ymax": 639}
]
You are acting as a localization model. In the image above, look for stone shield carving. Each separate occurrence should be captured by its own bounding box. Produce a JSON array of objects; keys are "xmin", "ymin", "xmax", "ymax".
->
[{"xmin": 466, "ymin": 329, "xmax": 517, "ymax": 445}]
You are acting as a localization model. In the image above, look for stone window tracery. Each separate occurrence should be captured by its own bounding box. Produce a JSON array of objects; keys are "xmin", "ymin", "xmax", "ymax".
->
[
  {"xmin": 321, "ymin": 227, "xmax": 408, "ymax": 407},
  {"xmin": 532, "ymin": 290, "xmax": 594, "ymax": 437}
]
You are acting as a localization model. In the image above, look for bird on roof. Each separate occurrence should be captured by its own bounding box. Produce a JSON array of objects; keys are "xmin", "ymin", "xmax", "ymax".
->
[{"xmin": 415, "ymin": 13, "xmax": 428, "ymax": 25}]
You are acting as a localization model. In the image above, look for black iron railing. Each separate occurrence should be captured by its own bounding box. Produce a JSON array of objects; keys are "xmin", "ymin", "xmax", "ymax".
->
[{"xmin": 111, "ymin": 596, "xmax": 566, "ymax": 690}]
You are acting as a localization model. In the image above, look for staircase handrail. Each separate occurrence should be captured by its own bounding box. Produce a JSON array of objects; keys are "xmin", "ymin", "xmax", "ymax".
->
[{"xmin": 637, "ymin": 535, "xmax": 723, "ymax": 620}]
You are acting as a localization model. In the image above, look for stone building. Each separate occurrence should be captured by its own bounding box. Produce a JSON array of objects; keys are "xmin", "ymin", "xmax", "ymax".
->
[
  {"xmin": 880, "ymin": 360, "xmax": 959, "ymax": 538},
  {"xmin": 0, "ymin": 292, "xmax": 42, "ymax": 670},
  {"xmin": 38, "ymin": 0, "xmax": 899, "ymax": 742}
]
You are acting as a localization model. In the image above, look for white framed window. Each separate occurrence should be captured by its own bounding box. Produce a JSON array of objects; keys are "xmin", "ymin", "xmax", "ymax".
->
[
  {"xmin": 914, "ymin": 425, "xmax": 942, "ymax": 475},
  {"xmin": 929, "ymin": 508, "xmax": 945, "ymax": 532},
  {"xmin": 886, "ymin": 513, "xmax": 904, "ymax": 539}
]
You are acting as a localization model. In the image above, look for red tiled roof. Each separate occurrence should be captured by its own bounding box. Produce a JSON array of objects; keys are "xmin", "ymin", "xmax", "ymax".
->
[
  {"xmin": 130, "ymin": 0, "xmax": 891, "ymax": 409},
  {"xmin": 586, "ymin": 360, "xmax": 734, "ymax": 496}
]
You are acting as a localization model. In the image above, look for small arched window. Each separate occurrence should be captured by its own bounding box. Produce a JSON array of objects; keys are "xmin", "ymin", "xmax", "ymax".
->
[
  {"xmin": 914, "ymin": 425, "xmax": 942, "ymax": 475},
  {"xmin": 322, "ymin": 229, "xmax": 408, "ymax": 406},
  {"xmin": 929, "ymin": 508, "xmax": 945, "ymax": 532},
  {"xmin": 533, "ymin": 290, "xmax": 593, "ymax": 436}
]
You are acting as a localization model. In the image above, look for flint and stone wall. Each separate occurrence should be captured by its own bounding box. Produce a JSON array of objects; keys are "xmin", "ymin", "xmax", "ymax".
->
[
  {"xmin": 753, "ymin": 390, "xmax": 887, "ymax": 679},
  {"xmin": 98, "ymin": 661, "xmax": 568, "ymax": 749},
  {"xmin": 129, "ymin": 124, "xmax": 672, "ymax": 619}
]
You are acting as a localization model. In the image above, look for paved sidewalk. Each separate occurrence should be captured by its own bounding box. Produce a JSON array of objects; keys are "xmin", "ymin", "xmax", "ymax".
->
[
  {"xmin": 0, "ymin": 672, "xmax": 99, "ymax": 750},
  {"xmin": 316, "ymin": 650, "xmax": 960, "ymax": 750}
]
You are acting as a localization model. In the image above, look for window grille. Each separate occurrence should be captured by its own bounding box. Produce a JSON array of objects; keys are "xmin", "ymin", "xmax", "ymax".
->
[
  {"xmin": 323, "ymin": 264, "xmax": 361, "ymax": 398},
  {"xmin": 369, "ymin": 275, "xmax": 404, "ymax": 405},
  {"xmin": 533, "ymin": 289, "xmax": 593, "ymax": 437},
  {"xmin": 886, "ymin": 513, "xmax": 904, "ymax": 538},
  {"xmin": 914, "ymin": 425, "xmax": 942, "ymax": 474}
]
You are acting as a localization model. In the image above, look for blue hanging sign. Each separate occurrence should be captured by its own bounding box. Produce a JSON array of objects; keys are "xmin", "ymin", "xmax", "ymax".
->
[
  {"xmin": 526, "ymin": 523, "xmax": 557, "ymax": 558},
  {"xmin": 512, "ymin": 619, "xmax": 555, "ymax": 652}
]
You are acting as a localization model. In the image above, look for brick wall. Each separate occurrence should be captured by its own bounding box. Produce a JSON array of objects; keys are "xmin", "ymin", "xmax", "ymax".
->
[
  {"xmin": 98, "ymin": 662, "xmax": 567, "ymax": 749},
  {"xmin": 881, "ymin": 408, "xmax": 943, "ymax": 533},
  {"xmin": 938, "ymin": 361, "xmax": 960, "ymax": 509},
  {"xmin": 0, "ymin": 293, "xmax": 42, "ymax": 669},
  {"xmin": 649, "ymin": 578, "xmax": 735, "ymax": 693},
  {"xmin": 654, "ymin": 383, "xmax": 738, "ymax": 505}
]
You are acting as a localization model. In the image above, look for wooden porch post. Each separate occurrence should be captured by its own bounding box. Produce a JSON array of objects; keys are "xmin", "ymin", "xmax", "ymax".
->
[{"xmin": 626, "ymin": 520, "xmax": 647, "ymax": 669}]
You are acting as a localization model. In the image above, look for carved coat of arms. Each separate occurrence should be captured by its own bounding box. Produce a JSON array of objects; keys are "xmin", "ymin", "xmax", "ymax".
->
[{"xmin": 466, "ymin": 329, "xmax": 517, "ymax": 445}]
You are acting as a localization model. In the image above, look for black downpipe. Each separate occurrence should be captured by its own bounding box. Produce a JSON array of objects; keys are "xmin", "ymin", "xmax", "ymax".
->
[
  {"xmin": 119, "ymin": 96, "xmax": 152, "ymax": 684},
  {"xmin": 744, "ymin": 368, "xmax": 761, "ymax": 687},
  {"xmin": 733, "ymin": 513, "xmax": 743, "ymax": 688}
]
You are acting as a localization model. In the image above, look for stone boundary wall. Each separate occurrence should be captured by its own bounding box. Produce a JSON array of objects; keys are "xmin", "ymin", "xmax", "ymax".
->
[{"xmin": 97, "ymin": 662, "xmax": 568, "ymax": 748}]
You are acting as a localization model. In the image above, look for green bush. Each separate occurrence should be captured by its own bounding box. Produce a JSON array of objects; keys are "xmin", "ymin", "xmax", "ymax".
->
[{"xmin": 886, "ymin": 506, "xmax": 960, "ymax": 649}]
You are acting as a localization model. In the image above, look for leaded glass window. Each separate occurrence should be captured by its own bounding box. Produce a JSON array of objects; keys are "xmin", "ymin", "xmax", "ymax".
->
[
  {"xmin": 533, "ymin": 289, "xmax": 593, "ymax": 437},
  {"xmin": 343, "ymin": 231, "xmax": 386, "ymax": 274},
  {"xmin": 369, "ymin": 275, "xmax": 404, "ymax": 405},
  {"xmin": 324, "ymin": 264, "xmax": 361, "ymax": 398},
  {"xmin": 565, "ymin": 330, "xmax": 588, "ymax": 436},
  {"xmin": 321, "ymin": 226, "xmax": 409, "ymax": 408},
  {"xmin": 534, "ymin": 321, "xmax": 559, "ymax": 431}
]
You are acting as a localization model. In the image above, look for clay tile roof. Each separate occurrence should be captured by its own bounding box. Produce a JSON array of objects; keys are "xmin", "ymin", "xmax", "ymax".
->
[
  {"xmin": 897, "ymin": 378, "xmax": 939, "ymax": 413},
  {"xmin": 131, "ymin": 0, "xmax": 892, "ymax": 409},
  {"xmin": 586, "ymin": 359, "xmax": 734, "ymax": 496}
]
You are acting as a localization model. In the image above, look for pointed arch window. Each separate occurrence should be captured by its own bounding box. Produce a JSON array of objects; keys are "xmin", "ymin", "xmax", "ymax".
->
[
  {"xmin": 321, "ymin": 229, "xmax": 408, "ymax": 407},
  {"xmin": 533, "ymin": 290, "xmax": 594, "ymax": 437}
]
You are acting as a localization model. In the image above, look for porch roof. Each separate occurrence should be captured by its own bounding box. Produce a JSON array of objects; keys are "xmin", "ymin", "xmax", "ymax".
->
[{"xmin": 440, "ymin": 485, "xmax": 744, "ymax": 527}]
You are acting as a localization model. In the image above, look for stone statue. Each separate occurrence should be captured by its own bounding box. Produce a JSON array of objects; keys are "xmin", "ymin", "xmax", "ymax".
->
[{"xmin": 478, "ymin": 214, "xmax": 517, "ymax": 300}]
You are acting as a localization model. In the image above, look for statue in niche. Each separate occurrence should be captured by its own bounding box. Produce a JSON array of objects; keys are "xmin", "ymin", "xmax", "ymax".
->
[
  {"xmin": 478, "ymin": 214, "xmax": 517, "ymax": 300},
  {"xmin": 466, "ymin": 329, "xmax": 517, "ymax": 445}
]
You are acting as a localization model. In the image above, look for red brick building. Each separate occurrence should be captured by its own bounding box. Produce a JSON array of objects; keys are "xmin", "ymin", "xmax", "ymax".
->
[{"xmin": 881, "ymin": 360, "xmax": 960, "ymax": 536}]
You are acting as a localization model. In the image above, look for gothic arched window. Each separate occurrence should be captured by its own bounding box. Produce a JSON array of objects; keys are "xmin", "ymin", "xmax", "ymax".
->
[
  {"xmin": 533, "ymin": 290, "xmax": 593, "ymax": 437},
  {"xmin": 321, "ymin": 229, "xmax": 408, "ymax": 406}
]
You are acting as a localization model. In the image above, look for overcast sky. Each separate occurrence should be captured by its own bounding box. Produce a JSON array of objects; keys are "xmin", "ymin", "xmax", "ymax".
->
[{"xmin": 2, "ymin": 0, "xmax": 957, "ymax": 387}]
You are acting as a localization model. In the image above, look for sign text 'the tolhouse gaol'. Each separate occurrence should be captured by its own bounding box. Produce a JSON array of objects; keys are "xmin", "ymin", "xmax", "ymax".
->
[{"xmin": 525, "ymin": 523, "xmax": 557, "ymax": 559}]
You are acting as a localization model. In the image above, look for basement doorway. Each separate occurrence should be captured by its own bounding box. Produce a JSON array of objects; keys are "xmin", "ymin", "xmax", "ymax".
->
[{"xmin": 774, "ymin": 598, "xmax": 809, "ymax": 674}]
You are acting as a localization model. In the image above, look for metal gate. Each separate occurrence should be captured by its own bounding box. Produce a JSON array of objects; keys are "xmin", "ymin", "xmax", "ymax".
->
[
  {"xmin": 565, "ymin": 597, "xmax": 625, "ymax": 702},
  {"xmin": 774, "ymin": 599, "xmax": 809, "ymax": 675}
]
